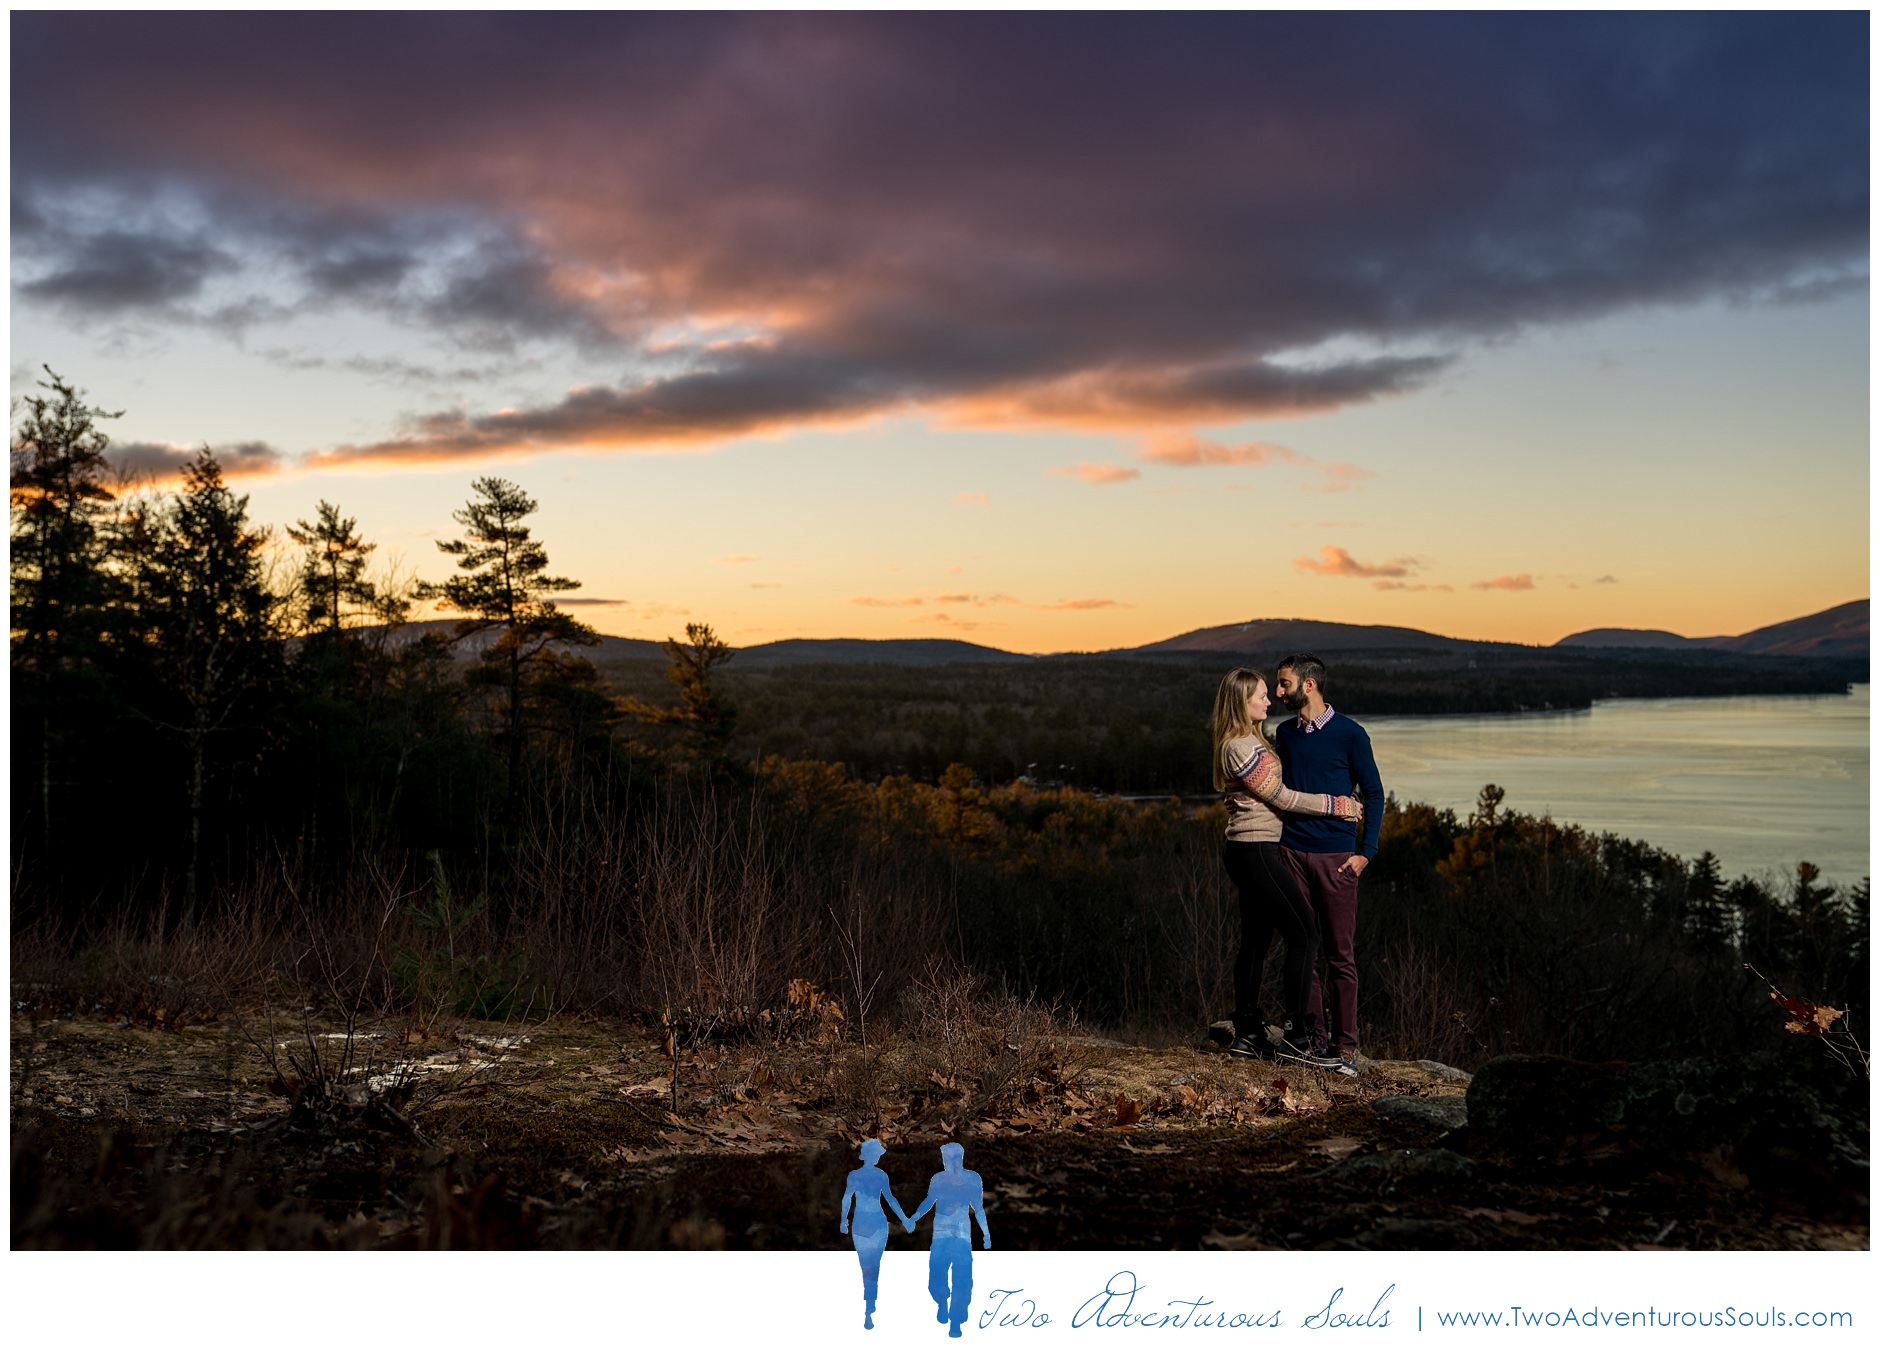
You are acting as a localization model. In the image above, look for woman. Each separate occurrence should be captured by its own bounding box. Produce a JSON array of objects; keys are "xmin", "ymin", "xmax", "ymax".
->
[
  {"xmin": 839, "ymin": 1138, "xmax": 913, "ymax": 1329},
  {"xmin": 1212, "ymin": 667, "xmax": 1360, "ymax": 1068}
]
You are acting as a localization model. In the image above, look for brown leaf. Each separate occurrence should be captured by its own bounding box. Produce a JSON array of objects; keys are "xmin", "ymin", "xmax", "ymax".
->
[{"xmin": 1113, "ymin": 1093, "xmax": 1143, "ymax": 1127}]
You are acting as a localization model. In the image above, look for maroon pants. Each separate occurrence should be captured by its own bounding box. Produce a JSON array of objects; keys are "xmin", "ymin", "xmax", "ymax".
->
[{"xmin": 1280, "ymin": 846, "xmax": 1361, "ymax": 1051}]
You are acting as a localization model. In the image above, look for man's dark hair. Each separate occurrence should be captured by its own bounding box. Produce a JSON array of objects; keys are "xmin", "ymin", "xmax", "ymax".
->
[{"xmin": 1276, "ymin": 653, "xmax": 1327, "ymax": 693}]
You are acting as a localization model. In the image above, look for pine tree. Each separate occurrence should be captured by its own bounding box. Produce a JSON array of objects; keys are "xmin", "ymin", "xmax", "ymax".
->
[
  {"xmin": 416, "ymin": 477, "xmax": 595, "ymax": 806},
  {"xmin": 10, "ymin": 370, "xmax": 124, "ymax": 857},
  {"xmin": 287, "ymin": 500, "xmax": 383, "ymax": 636},
  {"xmin": 129, "ymin": 449, "xmax": 282, "ymax": 912},
  {"xmin": 623, "ymin": 621, "xmax": 739, "ymax": 775},
  {"xmin": 1682, "ymin": 850, "xmax": 1734, "ymax": 953}
]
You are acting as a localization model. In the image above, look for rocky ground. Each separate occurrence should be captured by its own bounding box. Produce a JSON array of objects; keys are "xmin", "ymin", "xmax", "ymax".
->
[{"xmin": 11, "ymin": 1004, "xmax": 1868, "ymax": 1250}]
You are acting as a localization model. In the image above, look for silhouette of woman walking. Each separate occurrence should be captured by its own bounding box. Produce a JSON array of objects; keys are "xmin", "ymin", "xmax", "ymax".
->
[{"xmin": 839, "ymin": 1138, "xmax": 913, "ymax": 1330}]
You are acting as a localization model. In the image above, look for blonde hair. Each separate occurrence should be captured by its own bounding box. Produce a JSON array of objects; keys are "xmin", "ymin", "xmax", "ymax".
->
[{"xmin": 1210, "ymin": 667, "xmax": 1273, "ymax": 790}]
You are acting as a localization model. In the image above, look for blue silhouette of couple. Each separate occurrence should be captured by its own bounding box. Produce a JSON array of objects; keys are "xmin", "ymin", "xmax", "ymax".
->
[{"xmin": 839, "ymin": 1140, "xmax": 990, "ymax": 1336}]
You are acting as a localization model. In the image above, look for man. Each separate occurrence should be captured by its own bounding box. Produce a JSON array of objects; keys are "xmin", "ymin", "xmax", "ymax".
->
[
  {"xmin": 908, "ymin": 1142, "xmax": 990, "ymax": 1338},
  {"xmin": 1271, "ymin": 653, "xmax": 1385, "ymax": 1071}
]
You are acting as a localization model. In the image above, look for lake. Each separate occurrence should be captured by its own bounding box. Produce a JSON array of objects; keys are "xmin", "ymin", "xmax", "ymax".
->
[{"xmin": 1356, "ymin": 684, "xmax": 1869, "ymax": 886}]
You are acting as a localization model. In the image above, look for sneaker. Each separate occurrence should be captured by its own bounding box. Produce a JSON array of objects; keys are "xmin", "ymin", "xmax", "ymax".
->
[
  {"xmin": 1310, "ymin": 1043, "xmax": 1360, "ymax": 1077},
  {"xmin": 1227, "ymin": 1033, "xmax": 1276, "ymax": 1061},
  {"xmin": 1273, "ymin": 1036, "xmax": 1347, "ymax": 1070}
]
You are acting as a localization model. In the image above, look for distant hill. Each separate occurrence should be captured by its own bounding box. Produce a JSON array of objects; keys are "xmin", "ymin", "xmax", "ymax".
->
[
  {"xmin": 1121, "ymin": 618, "xmax": 1498, "ymax": 655},
  {"xmin": 1554, "ymin": 600, "xmax": 1868, "ymax": 658},
  {"xmin": 377, "ymin": 624, "xmax": 1027, "ymax": 668},
  {"xmin": 728, "ymin": 637, "xmax": 1031, "ymax": 667},
  {"xmin": 1546, "ymin": 628, "xmax": 1725, "ymax": 650}
]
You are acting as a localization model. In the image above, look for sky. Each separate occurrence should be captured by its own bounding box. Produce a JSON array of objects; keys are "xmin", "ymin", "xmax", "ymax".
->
[{"xmin": 9, "ymin": 11, "xmax": 1870, "ymax": 652}]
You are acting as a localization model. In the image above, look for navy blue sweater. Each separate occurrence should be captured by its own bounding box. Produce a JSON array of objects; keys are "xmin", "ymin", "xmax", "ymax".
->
[{"xmin": 1273, "ymin": 710, "xmax": 1384, "ymax": 858}]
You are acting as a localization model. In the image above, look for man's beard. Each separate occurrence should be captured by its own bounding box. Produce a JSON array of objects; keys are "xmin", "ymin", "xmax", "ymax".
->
[{"xmin": 1279, "ymin": 688, "xmax": 1307, "ymax": 711}]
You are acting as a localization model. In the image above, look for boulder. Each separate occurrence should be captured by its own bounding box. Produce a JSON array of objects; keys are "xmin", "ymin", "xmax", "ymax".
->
[{"xmin": 1370, "ymin": 1095, "xmax": 1468, "ymax": 1130}]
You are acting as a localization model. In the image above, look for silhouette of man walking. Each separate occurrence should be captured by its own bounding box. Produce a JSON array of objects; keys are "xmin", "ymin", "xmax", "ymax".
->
[{"xmin": 907, "ymin": 1142, "xmax": 990, "ymax": 1338}]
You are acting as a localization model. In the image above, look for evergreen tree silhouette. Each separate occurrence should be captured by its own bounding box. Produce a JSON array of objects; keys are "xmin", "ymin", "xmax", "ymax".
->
[
  {"xmin": 9, "ymin": 369, "xmax": 122, "ymax": 854},
  {"xmin": 416, "ymin": 477, "xmax": 595, "ymax": 811},
  {"xmin": 622, "ymin": 621, "xmax": 739, "ymax": 776},
  {"xmin": 1682, "ymin": 851, "xmax": 1734, "ymax": 953},
  {"xmin": 127, "ymin": 448, "xmax": 282, "ymax": 914},
  {"xmin": 287, "ymin": 500, "xmax": 385, "ymax": 637}
]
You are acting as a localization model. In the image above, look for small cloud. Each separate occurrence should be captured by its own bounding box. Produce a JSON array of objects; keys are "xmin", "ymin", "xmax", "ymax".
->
[
  {"xmin": 1595, "ymin": 574, "xmax": 1619, "ymax": 585},
  {"xmin": 1292, "ymin": 544, "xmax": 1420, "ymax": 579},
  {"xmin": 1141, "ymin": 433, "xmax": 1301, "ymax": 467},
  {"xmin": 1471, "ymin": 574, "xmax": 1536, "ymax": 592},
  {"xmin": 1317, "ymin": 521, "xmax": 1362, "ymax": 528},
  {"xmin": 1038, "ymin": 598, "xmax": 1132, "ymax": 611},
  {"xmin": 1313, "ymin": 461, "xmax": 1375, "ymax": 494},
  {"xmin": 749, "ymin": 582, "xmax": 781, "ymax": 590},
  {"xmin": 1372, "ymin": 581, "xmax": 1454, "ymax": 593},
  {"xmin": 543, "ymin": 596, "xmax": 625, "ymax": 606},
  {"xmin": 1141, "ymin": 431, "xmax": 1374, "ymax": 494},
  {"xmin": 953, "ymin": 491, "xmax": 990, "ymax": 505},
  {"xmin": 934, "ymin": 592, "xmax": 1018, "ymax": 607},
  {"xmin": 714, "ymin": 554, "xmax": 759, "ymax": 564},
  {"xmin": 850, "ymin": 595, "xmax": 926, "ymax": 607},
  {"xmin": 1050, "ymin": 462, "xmax": 1140, "ymax": 485}
]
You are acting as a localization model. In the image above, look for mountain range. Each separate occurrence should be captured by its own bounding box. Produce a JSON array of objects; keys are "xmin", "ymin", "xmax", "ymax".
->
[{"xmin": 388, "ymin": 599, "xmax": 1869, "ymax": 666}]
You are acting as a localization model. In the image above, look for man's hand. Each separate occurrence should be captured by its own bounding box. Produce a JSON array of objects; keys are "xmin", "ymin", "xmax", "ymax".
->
[{"xmin": 1337, "ymin": 854, "xmax": 1369, "ymax": 878}]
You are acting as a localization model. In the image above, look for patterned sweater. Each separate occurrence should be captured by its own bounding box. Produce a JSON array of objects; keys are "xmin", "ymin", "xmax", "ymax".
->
[{"xmin": 1219, "ymin": 734, "xmax": 1362, "ymax": 843}]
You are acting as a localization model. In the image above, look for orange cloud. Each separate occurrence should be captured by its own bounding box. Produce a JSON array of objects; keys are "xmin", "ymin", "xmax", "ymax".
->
[
  {"xmin": 1373, "ymin": 581, "xmax": 1454, "ymax": 593},
  {"xmin": 1039, "ymin": 598, "xmax": 1131, "ymax": 610},
  {"xmin": 1472, "ymin": 574, "xmax": 1536, "ymax": 591},
  {"xmin": 850, "ymin": 595, "xmax": 926, "ymax": 607},
  {"xmin": 1050, "ymin": 463, "xmax": 1140, "ymax": 485},
  {"xmin": 1140, "ymin": 431, "xmax": 1374, "ymax": 493},
  {"xmin": 1141, "ymin": 433, "xmax": 1302, "ymax": 467},
  {"xmin": 934, "ymin": 592, "xmax": 1019, "ymax": 607},
  {"xmin": 953, "ymin": 491, "xmax": 990, "ymax": 505},
  {"xmin": 714, "ymin": 553, "xmax": 759, "ymax": 564},
  {"xmin": 1293, "ymin": 544, "xmax": 1420, "ymax": 579}
]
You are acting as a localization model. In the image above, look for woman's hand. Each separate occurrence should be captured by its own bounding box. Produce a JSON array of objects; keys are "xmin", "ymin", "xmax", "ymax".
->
[{"xmin": 1330, "ymin": 793, "xmax": 1363, "ymax": 823}]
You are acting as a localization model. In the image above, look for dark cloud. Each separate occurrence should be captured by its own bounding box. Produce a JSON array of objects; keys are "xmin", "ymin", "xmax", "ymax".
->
[
  {"xmin": 111, "ymin": 439, "xmax": 287, "ymax": 480},
  {"xmin": 18, "ymin": 229, "xmax": 236, "ymax": 311},
  {"xmin": 11, "ymin": 12, "xmax": 1868, "ymax": 458}
]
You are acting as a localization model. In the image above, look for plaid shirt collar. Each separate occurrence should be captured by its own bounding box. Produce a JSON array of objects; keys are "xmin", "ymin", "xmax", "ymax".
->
[{"xmin": 1296, "ymin": 703, "xmax": 1337, "ymax": 734}]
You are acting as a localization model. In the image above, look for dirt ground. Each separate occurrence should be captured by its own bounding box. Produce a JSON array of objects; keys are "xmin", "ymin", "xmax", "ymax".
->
[{"xmin": 11, "ymin": 1008, "xmax": 1867, "ymax": 1250}]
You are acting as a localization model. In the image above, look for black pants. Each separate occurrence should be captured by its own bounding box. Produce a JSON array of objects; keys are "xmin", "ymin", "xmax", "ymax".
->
[{"xmin": 1221, "ymin": 840, "xmax": 1320, "ymax": 1035}]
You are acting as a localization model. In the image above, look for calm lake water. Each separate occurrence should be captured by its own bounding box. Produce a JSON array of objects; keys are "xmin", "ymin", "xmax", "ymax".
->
[{"xmin": 1357, "ymin": 684, "xmax": 1869, "ymax": 886}]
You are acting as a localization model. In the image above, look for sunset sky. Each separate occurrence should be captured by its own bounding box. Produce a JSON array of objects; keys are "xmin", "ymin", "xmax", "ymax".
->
[{"xmin": 10, "ymin": 11, "xmax": 1869, "ymax": 651}]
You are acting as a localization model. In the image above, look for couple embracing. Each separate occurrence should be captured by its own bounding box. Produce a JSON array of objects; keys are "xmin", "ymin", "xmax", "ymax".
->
[{"xmin": 1211, "ymin": 653, "xmax": 1383, "ymax": 1077}]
